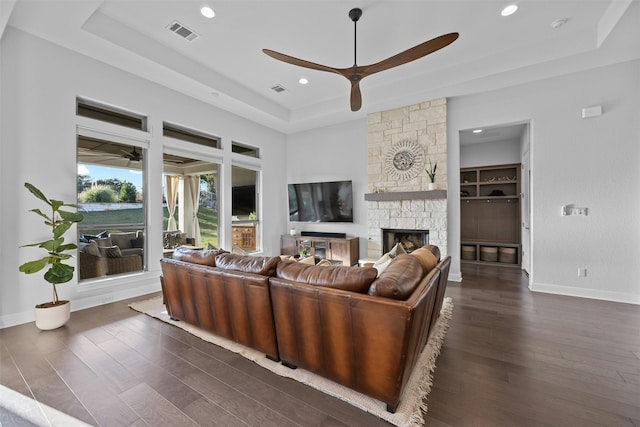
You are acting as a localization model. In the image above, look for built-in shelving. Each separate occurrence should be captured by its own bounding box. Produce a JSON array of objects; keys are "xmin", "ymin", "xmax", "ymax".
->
[{"xmin": 460, "ymin": 164, "xmax": 521, "ymax": 267}]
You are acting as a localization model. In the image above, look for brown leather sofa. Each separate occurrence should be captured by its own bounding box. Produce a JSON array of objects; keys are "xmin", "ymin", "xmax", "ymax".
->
[
  {"xmin": 159, "ymin": 245, "xmax": 451, "ymax": 413},
  {"xmin": 160, "ymin": 249, "xmax": 281, "ymax": 361}
]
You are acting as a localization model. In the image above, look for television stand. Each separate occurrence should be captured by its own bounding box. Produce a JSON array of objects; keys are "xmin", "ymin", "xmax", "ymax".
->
[{"xmin": 281, "ymin": 234, "xmax": 359, "ymax": 266}]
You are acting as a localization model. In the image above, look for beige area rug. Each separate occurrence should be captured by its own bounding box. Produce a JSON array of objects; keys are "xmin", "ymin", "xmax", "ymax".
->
[{"xmin": 129, "ymin": 296, "xmax": 453, "ymax": 427}]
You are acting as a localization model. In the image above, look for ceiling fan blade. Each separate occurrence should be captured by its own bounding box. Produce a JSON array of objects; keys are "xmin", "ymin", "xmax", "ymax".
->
[
  {"xmin": 263, "ymin": 49, "xmax": 341, "ymax": 75},
  {"xmin": 363, "ymin": 32, "xmax": 459, "ymax": 75},
  {"xmin": 350, "ymin": 80, "xmax": 362, "ymax": 112}
]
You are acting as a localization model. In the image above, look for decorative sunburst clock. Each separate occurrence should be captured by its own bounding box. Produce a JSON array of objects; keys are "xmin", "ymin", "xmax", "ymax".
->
[{"xmin": 384, "ymin": 140, "xmax": 425, "ymax": 181}]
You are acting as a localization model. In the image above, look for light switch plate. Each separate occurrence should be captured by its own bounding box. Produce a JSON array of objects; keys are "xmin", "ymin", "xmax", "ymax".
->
[{"xmin": 562, "ymin": 205, "xmax": 588, "ymax": 216}]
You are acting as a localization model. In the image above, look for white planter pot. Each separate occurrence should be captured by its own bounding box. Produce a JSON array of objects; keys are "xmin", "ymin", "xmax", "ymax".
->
[
  {"xmin": 427, "ymin": 182, "xmax": 437, "ymax": 190},
  {"xmin": 35, "ymin": 300, "xmax": 70, "ymax": 330}
]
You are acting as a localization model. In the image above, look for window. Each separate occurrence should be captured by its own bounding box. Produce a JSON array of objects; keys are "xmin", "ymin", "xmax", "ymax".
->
[
  {"xmin": 163, "ymin": 122, "xmax": 220, "ymax": 149},
  {"xmin": 163, "ymin": 154, "xmax": 220, "ymax": 250},
  {"xmin": 232, "ymin": 165, "xmax": 259, "ymax": 252},
  {"xmin": 77, "ymin": 136, "xmax": 146, "ymax": 280},
  {"xmin": 232, "ymin": 141, "xmax": 259, "ymax": 158},
  {"xmin": 77, "ymin": 99, "xmax": 146, "ymax": 130}
]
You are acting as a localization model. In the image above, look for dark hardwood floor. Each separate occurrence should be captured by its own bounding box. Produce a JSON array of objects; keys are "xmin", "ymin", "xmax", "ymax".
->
[{"xmin": 1, "ymin": 264, "xmax": 639, "ymax": 426}]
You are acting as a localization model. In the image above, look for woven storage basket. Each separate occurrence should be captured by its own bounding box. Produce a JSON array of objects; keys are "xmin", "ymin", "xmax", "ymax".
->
[
  {"xmin": 461, "ymin": 245, "xmax": 476, "ymax": 260},
  {"xmin": 480, "ymin": 246, "xmax": 498, "ymax": 262},
  {"xmin": 498, "ymin": 247, "xmax": 517, "ymax": 264}
]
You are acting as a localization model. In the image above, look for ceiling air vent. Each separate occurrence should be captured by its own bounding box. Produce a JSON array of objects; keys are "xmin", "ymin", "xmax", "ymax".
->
[
  {"xmin": 167, "ymin": 21, "xmax": 199, "ymax": 41},
  {"xmin": 271, "ymin": 84, "xmax": 286, "ymax": 93}
]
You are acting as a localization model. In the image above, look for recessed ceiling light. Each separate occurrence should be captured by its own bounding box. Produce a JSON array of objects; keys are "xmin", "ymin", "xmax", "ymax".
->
[
  {"xmin": 501, "ymin": 4, "xmax": 518, "ymax": 16},
  {"xmin": 473, "ymin": 129, "xmax": 483, "ymax": 134},
  {"xmin": 299, "ymin": 78, "xmax": 308, "ymax": 85},
  {"xmin": 200, "ymin": 6, "xmax": 215, "ymax": 18}
]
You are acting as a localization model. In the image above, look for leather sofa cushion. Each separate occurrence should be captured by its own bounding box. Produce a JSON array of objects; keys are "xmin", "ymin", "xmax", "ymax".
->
[
  {"xmin": 172, "ymin": 247, "xmax": 223, "ymax": 266},
  {"xmin": 425, "ymin": 244, "xmax": 441, "ymax": 260},
  {"xmin": 368, "ymin": 254, "xmax": 424, "ymax": 300},
  {"xmin": 215, "ymin": 253, "xmax": 281, "ymax": 276},
  {"xmin": 276, "ymin": 260, "xmax": 377, "ymax": 293},
  {"xmin": 411, "ymin": 246, "xmax": 439, "ymax": 274}
]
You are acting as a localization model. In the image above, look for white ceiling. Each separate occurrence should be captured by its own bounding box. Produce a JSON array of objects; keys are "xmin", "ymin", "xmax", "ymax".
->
[{"xmin": 4, "ymin": 0, "xmax": 640, "ymax": 134}]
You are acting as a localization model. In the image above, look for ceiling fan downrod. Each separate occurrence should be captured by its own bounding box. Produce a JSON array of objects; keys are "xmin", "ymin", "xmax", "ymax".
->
[{"xmin": 348, "ymin": 8, "xmax": 362, "ymax": 79}]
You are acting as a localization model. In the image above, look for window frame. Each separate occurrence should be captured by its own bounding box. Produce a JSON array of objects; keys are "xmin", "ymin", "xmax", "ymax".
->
[{"xmin": 76, "ymin": 118, "xmax": 151, "ymax": 286}]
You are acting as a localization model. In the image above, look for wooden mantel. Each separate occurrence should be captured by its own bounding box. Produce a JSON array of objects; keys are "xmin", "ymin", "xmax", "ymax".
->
[{"xmin": 364, "ymin": 190, "xmax": 447, "ymax": 201}]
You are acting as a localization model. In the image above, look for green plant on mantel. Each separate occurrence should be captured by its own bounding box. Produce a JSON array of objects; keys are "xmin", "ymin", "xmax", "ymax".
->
[
  {"xmin": 425, "ymin": 159, "xmax": 437, "ymax": 183},
  {"xmin": 19, "ymin": 183, "xmax": 84, "ymax": 307}
]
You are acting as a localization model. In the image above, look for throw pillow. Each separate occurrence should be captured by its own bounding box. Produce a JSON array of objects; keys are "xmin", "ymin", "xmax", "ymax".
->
[
  {"xmin": 232, "ymin": 245, "xmax": 249, "ymax": 255},
  {"xmin": 79, "ymin": 234, "xmax": 95, "ymax": 243},
  {"xmin": 163, "ymin": 232, "xmax": 182, "ymax": 249},
  {"xmin": 372, "ymin": 253, "xmax": 393, "ymax": 277},
  {"xmin": 84, "ymin": 240, "xmax": 101, "ymax": 257},
  {"xmin": 388, "ymin": 242, "xmax": 407, "ymax": 258},
  {"xmin": 299, "ymin": 255, "xmax": 316, "ymax": 265},
  {"xmin": 110, "ymin": 232, "xmax": 137, "ymax": 249},
  {"xmin": 130, "ymin": 237, "xmax": 145, "ymax": 248},
  {"xmin": 410, "ymin": 247, "xmax": 438, "ymax": 274},
  {"xmin": 99, "ymin": 245, "xmax": 122, "ymax": 258},
  {"xmin": 316, "ymin": 259, "xmax": 332, "ymax": 266},
  {"xmin": 91, "ymin": 236, "xmax": 112, "ymax": 248}
]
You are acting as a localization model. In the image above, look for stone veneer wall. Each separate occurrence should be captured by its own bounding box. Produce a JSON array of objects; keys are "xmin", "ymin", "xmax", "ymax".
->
[{"xmin": 366, "ymin": 98, "xmax": 448, "ymax": 258}]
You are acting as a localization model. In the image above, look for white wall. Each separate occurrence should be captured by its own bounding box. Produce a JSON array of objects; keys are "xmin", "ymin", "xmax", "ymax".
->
[
  {"xmin": 448, "ymin": 59, "xmax": 640, "ymax": 304},
  {"xmin": 460, "ymin": 139, "xmax": 521, "ymax": 168},
  {"xmin": 286, "ymin": 59, "xmax": 640, "ymax": 305},
  {"xmin": 286, "ymin": 119, "xmax": 369, "ymax": 258},
  {"xmin": 0, "ymin": 28, "xmax": 288, "ymax": 327}
]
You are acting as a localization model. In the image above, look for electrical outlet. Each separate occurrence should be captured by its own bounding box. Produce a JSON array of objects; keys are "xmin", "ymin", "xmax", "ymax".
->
[{"xmin": 578, "ymin": 268, "xmax": 587, "ymax": 277}]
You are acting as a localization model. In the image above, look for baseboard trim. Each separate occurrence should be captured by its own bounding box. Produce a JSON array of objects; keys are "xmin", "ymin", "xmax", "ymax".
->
[
  {"xmin": 530, "ymin": 282, "xmax": 640, "ymax": 305},
  {"xmin": 1, "ymin": 276, "xmax": 161, "ymax": 329},
  {"xmin": 448, "ymin": 271, "xmax": 462, "ymax": 282}
]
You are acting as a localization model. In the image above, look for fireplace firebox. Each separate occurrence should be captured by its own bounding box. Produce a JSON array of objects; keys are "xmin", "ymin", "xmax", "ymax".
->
[{"xmin": 382, "ymin": 228, "xmax": 429, "ymax": 254}]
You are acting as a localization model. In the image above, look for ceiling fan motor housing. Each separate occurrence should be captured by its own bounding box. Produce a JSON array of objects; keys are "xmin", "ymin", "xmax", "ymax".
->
[{"xmin": 349, "ymin": 8, "xmax": 362, "ymax": 22}]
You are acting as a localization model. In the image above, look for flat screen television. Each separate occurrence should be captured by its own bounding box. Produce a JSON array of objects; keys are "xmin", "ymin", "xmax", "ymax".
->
[
  {"xmin": 232, "ymin": 185, "xmax": 256, "ymax": 216},
  {"xmin": 288, "ymin": 180, "xmax": 353, "ymax": 222}
]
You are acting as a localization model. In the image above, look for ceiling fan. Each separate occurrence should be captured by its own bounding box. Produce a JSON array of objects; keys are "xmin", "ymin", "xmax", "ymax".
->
[
  {"xmin": 263, "ymin": 8, "xmax": 458, "ymax": 111},
  {"xmin": 121, "ymin": 147, "xmax": 142, "ymax": 162}
]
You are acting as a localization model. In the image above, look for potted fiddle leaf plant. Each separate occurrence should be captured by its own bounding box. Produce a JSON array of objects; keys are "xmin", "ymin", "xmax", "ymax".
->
[
  {"xmin": 425, "ymin": 159, "xmax": 437, "ymax": 190},
  {"xmin": 19, "ymin": 183, "xmax": 84, "ymax": 330}
]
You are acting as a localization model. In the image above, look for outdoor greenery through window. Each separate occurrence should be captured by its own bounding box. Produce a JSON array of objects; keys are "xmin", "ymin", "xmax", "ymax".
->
[
  {"xmin": 77, "ymin": 136, "xmax": 146, "ymax": 280},
  {"xmin": 163, "ymin": 153, "xmax": 219, "ymax": 250}
]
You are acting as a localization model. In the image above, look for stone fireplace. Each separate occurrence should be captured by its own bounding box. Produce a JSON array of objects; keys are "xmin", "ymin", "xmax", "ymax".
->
[{"xmin": 365, "ymin": 98, "xmax": 448, "ymax": 259}]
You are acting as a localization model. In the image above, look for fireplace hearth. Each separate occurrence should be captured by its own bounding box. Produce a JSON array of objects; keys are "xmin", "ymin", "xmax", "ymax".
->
[{"xmin": 382, "ymin": 228, "xmax": 429, "ymax": 254}]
